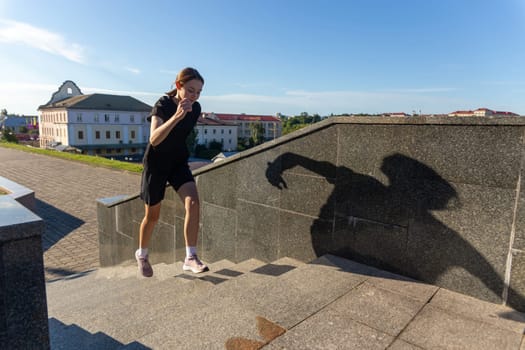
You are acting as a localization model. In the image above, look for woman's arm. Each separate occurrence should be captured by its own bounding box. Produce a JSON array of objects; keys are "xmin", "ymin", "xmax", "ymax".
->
[{"xmin": 149, "ymin": 98, "xmax": 193, "ymax": 146}]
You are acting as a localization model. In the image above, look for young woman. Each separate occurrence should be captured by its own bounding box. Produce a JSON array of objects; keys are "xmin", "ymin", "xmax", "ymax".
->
[{"xmin": 136, "ymin": 67, "xmax": 207, "ymax": 277}]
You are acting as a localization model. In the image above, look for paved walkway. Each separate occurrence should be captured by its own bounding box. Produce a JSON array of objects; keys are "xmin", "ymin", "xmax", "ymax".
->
[{"xmin": 0, "ymin": 147, "xmax": 141, "ymax": 281}]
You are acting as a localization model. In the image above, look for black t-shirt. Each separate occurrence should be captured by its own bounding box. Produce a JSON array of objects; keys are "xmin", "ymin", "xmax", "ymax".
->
[{"xmin": 144, "ymin": 95, "xmax": 201, "ymax": 167}]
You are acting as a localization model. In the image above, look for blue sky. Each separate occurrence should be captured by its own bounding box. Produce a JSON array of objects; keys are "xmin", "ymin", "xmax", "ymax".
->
[{"xmin": 1, "ymin": 0, "xmax": 524, "ymax": 116}]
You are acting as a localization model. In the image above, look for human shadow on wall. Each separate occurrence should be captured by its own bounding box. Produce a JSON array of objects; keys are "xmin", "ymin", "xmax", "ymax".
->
[{"xmin": 266, "ymin": 152, "xmax": 525, "ymax": 310}]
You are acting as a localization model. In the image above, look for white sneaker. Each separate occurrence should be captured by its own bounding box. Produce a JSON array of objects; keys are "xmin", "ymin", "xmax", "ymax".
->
[{"xmin": 183, "ymin": 254, "xmax": 208, "ymax": 273}]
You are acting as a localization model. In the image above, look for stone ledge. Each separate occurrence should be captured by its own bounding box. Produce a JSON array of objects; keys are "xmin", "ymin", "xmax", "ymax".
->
[
  {"xmin": 0, "ymin": 175, "xmax": 36, "ymax": 212},
  {"xmin": 0, "ymin": 177, "xmax": 49, "ymax": 348},
  {"xmin": 97, "ymin": 116, "xmax": 525, "ymax": 208},
  {"xmin": 0, "ymin": 176, "xmax": 41, "ymax": 242}
]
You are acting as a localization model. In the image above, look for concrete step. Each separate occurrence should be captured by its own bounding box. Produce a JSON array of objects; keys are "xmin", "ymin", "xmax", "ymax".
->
[
  {"xmin": 49, "ymin": 318, "xmax": 139, "ymax": 349},
  {"xmin": 52, "ymin": 255, "xmax": 393, "ymax": 348},
  {"xmin": 130, "ymin": 255, "xmax": 362, "ymax": 348},
  {"xmin": 61, "ymin": 257, "xmax": 303, "ymax": 347},
  {"xmin": 44, "ymin": 254, "xmax": 525, "ymax": 349},
  {"xmin": 47, "ymin": 259, "xmax": 234, "ymax": 318},
  {"xmin": 47, "ymin": 257, "xmax": 299, "ymax": 347}
]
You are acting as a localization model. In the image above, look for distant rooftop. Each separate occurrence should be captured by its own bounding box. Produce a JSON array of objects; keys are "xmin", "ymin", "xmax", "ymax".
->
[
  {"xmin": 39, "ymin": 93, "xmax": 151, "ymax": 112},
  {"xmin": 448, "ymin": 107, "xmax": 519, "ymax": 117},
  {"xmin": 197, "ymin": 116, "xmax": 236, "ymax": 126},
  {"xmin": 203, "ymin": 112, "xmax": 281, "ymax": 122}
]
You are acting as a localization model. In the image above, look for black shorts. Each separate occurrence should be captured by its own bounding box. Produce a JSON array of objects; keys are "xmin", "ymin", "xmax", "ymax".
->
[{"xmin": 140, "ymin": 162, "xmax": 194, "ymax": 206}]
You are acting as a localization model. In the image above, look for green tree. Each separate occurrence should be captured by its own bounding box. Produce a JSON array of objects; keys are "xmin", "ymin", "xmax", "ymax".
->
[
  {"xmin": 281, "ymin": 112, "xmax": 324, "ymax": 135},
  {"xmin": 249, "ymin": 122, "xmax": 265, "ymax": 146},
  {"xmin": 186, "ymin": 128, "xmax": 198, "ymax": 155},
  {"xmin": 208, "ymin": 140, "xmax": 223, "ymax": 151},
  {"xmin": 1, "ymin": 128, "xmax": 18, "ymax": 143},
  {"xmin": 237, "ymin": 137, "xmax": 251, "ymax": 151},
  {"xmin": 194, "ymin": 140, "xmax": 223, "ymax": 159}
]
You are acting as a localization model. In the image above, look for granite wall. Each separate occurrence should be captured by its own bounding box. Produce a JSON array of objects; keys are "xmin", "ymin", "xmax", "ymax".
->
[
  {"xmin": 0, "ymin": 177, "xmax": 49, "ymax": 349},
  {"xmin": 97, "ymin": 116, "xmax": 525, "ymax": 311}
]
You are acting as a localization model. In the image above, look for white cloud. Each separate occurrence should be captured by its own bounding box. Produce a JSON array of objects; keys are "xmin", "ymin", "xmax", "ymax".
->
[
  {"xmin": 0, "ymin": 80, "xmax": 468, "ymax": 117},
  {"xmin": 0, "ymin": 82, "xmax": 161, "ymax": 115},
  {"xmin": 125, "ymin": 67, "xmax": 141, "ymax": 74},
  {"xmin": 201, "ymin": 88, "xmax": 465, "ymax": 115},
  {"xmin": 159, "ymin": 69, "xmax": 179, "ymax": 76},
  {"xmin": 0, "ymin": 19, "xmax": 85, "ymax": 63},
  {"xmin": 81, "ymin": 86, "xmax": 159, "ymax": 97},
  {"xmin": 0, "ymin": 82, "xmax": 58, "ymax": 114}
]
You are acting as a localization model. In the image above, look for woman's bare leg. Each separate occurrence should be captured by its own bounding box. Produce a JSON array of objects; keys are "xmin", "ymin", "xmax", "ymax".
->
[
  {"xmin": 178, "ymin": 181, "xmax": 208, "ymax": 273},
  {"xmin": 177, "ymin": 182, "xmax": 200, "ymax": 247},
  {"xmin": 139, "ymin": 202, "xmax": 161, "ymax": 249}
]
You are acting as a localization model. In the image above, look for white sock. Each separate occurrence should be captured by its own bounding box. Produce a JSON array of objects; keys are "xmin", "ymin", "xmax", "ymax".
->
[
  {"xmin": 186, "ymin": 246, "xmax": 197, "ymax": 257},
  {"xmin": 136, "ymin": 248, "xmax": 148, "ymax": 258}
]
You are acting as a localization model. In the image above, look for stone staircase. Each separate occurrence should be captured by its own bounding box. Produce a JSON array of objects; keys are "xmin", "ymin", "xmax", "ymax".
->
[{"xmin": 46, "ymin": 254, "xmax": 525, "ymax": 350}]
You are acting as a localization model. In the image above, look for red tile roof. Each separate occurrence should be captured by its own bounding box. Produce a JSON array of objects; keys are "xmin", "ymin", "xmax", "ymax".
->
[
  {"xmin": 495, "ymin": 111, "xmax": 519, "ymax": 116},
  {"xmin": 206, "ymin": 113, "xmax": 281, "ymax": 122},
  {"xmin": 197, "ymin": 117, "xmax": 236, "ymax": 126},
  {"xmin": 450, "ymin": 110, "xmax": 473, "ymax": 114}
]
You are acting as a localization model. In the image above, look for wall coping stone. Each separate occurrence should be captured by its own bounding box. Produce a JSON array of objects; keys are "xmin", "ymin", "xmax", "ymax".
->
[
  {"xmin": 193, "ymin": 115, "xmax": 525, "ymax": 175},
  {"xmin": 98, "ymin": 115, "xmax": 525, "ymax": 209},
  {"xmin": 0, "ymin": 197, "xmax": 42, "ymax": 241},
  {"xmin": 0, "ymin": 176, "xmax": 41, "ymax": 241},
  {"xmin": 0, "ymin": 175, "xmax": 34, "ymax": 202}
]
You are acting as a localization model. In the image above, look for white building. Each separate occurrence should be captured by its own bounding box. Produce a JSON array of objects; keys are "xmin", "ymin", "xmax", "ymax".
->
[
  {"xmin": 202, "ymin": 112, "xmax": 282, "ymax": 141},
  {"xmin": 449, "ymin": 108, "xmax": 519, "ymax": 117},
  {"xmin": 196, "ymin": 115, "xmax": 238, "ymax": 151},
  {"xmin": 38, "ymin": 81, "xmax": 151, "ymax": 159}
]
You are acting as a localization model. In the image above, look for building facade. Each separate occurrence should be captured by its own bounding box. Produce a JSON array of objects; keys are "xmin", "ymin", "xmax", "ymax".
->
[
  {"xmin": 449, "ymin": 108, "xmax": 519, "ymax": 117},
  {"xmin": 196, "ymin": 115, "xmax": 238, "ymax": 151},
  {"xmin": 202, "ymin": 112, "xmax": 282, "ymax": 141},
  {"xmin": 1, "ymin": 115, "xmax": 38, "ymax": 133},
  {"xmin": 38, "ymin": 81, "xmax": 151, "ymax": 159}
]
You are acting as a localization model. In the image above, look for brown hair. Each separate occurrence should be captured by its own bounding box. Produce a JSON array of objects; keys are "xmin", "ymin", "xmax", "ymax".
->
[{"xmin": 166, "ymin": 67, "xmax": 204, "ymax": 96}]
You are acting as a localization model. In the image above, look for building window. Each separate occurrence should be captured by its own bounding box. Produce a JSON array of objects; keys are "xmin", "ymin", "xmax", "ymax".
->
[
  {"xmin": 229, "ymin": 130, "xmax": 232, "ymax": 134},
  {"xmin": 96, "ymin": 149, "xmax": 102, "ymax": 154},
  {"xmin": 115, "ymin": 115, "xmax": 120, "ymax": 122},
  {"xmin": 106, "ymin": 131, "xmax": 110, "ymax": 139},
  {"xmin": 78, "ymin": 131, "xmax": 84, "ymax": 140},
  {"xmin": 213, "ymin": 129, "xmax": 216, "ymax": 134},
  {"xmin": 116, "ymin": 131, "xmax": 121, "ymax": 139},
  {"xmin": 204, "ymin": 129, "xmax": 208, "ymax": 134},
  {"xmin": 95, "ymin": 131, "xmax": 100, "ymax": 139},
  {"xmin": 221, "ymin": 129, "xmax": 224, "ymax": 134},
  {"xmin": 130, "ymin": 130, "xmax": 136, "ymax": 139},
  {"xmin": 107, "ymin": 148, "xmax": 112, "ymax": 154},
  {"xmin": 95, "ymin": 114, "xmax": 100, "ymax": 122},
  {"xmin": 105, "ymin": 114, "xmax": 110, "ymax": 122},
  {"xmin": 130, "ymin": 115, "xmax": 135, "ymax": 122},
  {"xmin": 77, "ymin": 114, "xmax": 82, "ymax": 122}
]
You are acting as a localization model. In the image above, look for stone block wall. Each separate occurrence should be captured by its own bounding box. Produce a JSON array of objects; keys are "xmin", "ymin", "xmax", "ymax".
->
[
  {"xmin": 0, "ymin": 177, "xmax": 49, "ymax": 349},
  {"xmin": 97, "ymin": 116, "xmax": 525, "ymax": 311}
]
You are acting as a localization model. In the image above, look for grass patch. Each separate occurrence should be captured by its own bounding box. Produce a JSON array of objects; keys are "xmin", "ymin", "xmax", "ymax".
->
[{"xmin": 0, "ymin": 141, "xmax": 143, "ymax": 173}]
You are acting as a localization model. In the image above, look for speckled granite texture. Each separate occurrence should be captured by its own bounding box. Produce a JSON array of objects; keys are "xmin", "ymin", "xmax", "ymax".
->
[{"xmin": 98, "ymin": 116, "xmax": 525, "ymax": 311}]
